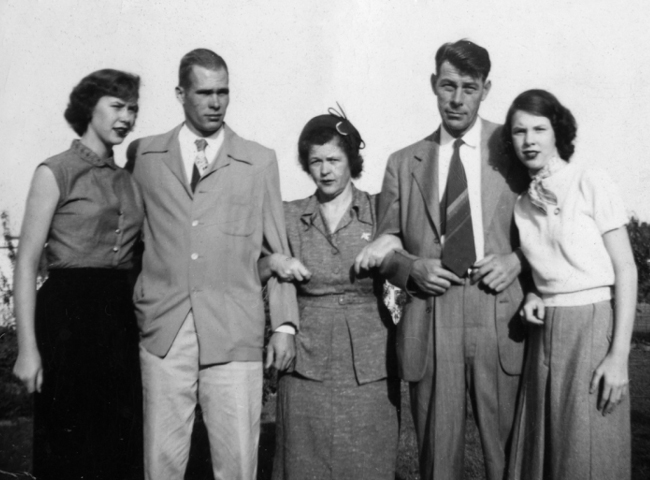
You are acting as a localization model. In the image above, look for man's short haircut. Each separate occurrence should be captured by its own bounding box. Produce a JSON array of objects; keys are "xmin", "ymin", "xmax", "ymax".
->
[
  {"xmin": 502, "ymin": 89, "xmax": 578, "ymax": 161},
  {"xmin": 64, "ymin": 69, "xmax": 140, "ymax": 136},
  {"xmin": 435, "ymin": 39, "xmax": 491, "ymax": 81},
  {"xmin": 178, "ymin": 48, "xmax": 228, "ymax": 89}
]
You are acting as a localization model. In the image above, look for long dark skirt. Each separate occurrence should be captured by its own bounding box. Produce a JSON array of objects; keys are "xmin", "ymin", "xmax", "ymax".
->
[{"xmin": 33, "ymin": 269, "xmax": 143, "ymax": 480}]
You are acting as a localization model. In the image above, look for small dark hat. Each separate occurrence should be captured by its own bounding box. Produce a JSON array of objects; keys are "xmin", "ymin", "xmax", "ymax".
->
[{"xmin": 298, "ymin": 104, "xmax": 365, "ymax": 153}]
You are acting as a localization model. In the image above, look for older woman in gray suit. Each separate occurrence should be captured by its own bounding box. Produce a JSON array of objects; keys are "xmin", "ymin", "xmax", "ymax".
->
[{"xmin": 260, "ymin": 110, "xmax": 401, "ymax": 480}]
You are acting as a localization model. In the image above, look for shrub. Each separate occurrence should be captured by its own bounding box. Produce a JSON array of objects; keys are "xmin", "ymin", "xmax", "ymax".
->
[
  {"xmin": 628, "ymin": 217, "xmax": 650, "ymax": 303},
  {"xmin": 0, "ymin": 211, "xmax": 18, "ymax": 327},
  {"xmin": 0, "ymin": 326, "xmax": 33, "ymax": 419}
]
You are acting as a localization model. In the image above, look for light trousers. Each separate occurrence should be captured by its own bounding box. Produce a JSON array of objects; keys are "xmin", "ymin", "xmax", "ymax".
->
[
  {"xmin": 508, "ymin": 301, "xmax": 631, "ymax": 480},
  {"xmin": 140, "ymin": 312, "xmax": 263, "ymax": 480}
]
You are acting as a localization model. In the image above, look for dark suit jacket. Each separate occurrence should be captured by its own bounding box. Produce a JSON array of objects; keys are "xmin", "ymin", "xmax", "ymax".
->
[
  {"xmin": 126, "ymin": 124, "xmax": 299, "ymax": 365},
  {"xmin": 376, "ymin": 119, "xmax": 529, "ymax": 382}
]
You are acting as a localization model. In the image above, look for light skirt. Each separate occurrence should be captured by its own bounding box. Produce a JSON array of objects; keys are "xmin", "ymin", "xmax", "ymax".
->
[{"xmin": 508, "ymin": 301, "xmax": 630, "ymax": 480}]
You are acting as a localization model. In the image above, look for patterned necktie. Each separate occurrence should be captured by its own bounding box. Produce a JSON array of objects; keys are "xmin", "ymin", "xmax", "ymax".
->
[
  {"xmin": 191, "ymin": 138, "xmax": 209, "ymax": 193},
  {"xmin": 440, "ymin": 138, "xmax": 476, "ymax": 277}
]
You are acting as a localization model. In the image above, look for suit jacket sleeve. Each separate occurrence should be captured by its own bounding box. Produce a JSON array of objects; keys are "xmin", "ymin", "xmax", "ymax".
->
[
  {"xmin": 261, "ymin": 154, "xmax": 300, "ymax": 330},
  {"xmin": 375, "ymin": 153, "xmax": 419, "ymax": 292}
]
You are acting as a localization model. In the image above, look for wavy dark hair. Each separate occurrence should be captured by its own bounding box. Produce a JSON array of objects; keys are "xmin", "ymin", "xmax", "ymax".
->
[
  {"xmin": 502, "ymin": 89, "xmax": 577, "ymax": 161},
  {"xmin": 298, "ymin": 128, "xmax": 364, "ymax": 180},
  {"xmin": 435, "ymin": 39, "xmax": 491, "ymax": 81},
  {"xmin": 64, "ymin": 69, "xmax": 140, "ymax": 136}
]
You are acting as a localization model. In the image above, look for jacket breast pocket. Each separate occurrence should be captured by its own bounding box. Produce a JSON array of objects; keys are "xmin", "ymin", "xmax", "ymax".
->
[{"xmin": 216, "ymin": 202, "xmax": 257, "ymax": 236}]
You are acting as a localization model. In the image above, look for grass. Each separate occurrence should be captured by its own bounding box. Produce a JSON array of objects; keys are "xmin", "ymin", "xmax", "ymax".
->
[{"xmin": 2, "ymin": 345, "xmax": 650, "ymax": 480}]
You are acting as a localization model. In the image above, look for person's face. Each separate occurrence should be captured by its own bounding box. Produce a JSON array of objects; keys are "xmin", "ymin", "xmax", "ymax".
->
[
  {"xmin": 431, "ymin": 61, "xmax": 491, "ymax": 138},
  {"xmin": 176, "ymin": 65, "xmax": 229, "ymax": 137},
  {"xmin": 307, "ymin": 138, "xmax": 352, "ymax": 202},
  {"xmin": 86, "ymin": 95, "xmax": 138, "ymax": 147},
  {"xmin": 510, "ymin": 110, "xmax": 559, "ymax": 174}
]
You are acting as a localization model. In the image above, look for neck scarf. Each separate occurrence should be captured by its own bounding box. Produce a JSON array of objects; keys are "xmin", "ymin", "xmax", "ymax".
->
[{"xmin": 528, "ymin": 156, "xmax": 567, "ymax": 214}]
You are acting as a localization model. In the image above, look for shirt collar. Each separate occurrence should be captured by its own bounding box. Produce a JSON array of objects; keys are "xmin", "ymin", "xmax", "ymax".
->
[
  {"xmin": 440, "ymin": 117, "xmax": 482, "ymax": 149},
  {"xmin": 299, "ymin": 183, "xmax": 373, "ymax": 229},
  {"xmin": 179, "ymin": 122, "xmax": 226, "ymax": 149},
  {"xmin": 71, "ymin": 139, "xmax": 117, "ymax": 169}
]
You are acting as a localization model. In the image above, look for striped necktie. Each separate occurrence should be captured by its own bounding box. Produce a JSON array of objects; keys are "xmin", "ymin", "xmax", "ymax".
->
[
  {"xmin": 440, "ymin": 138, "xmax": 476, "ymax": 276},
  {"xmin": 191, "ymin": 138, "xmax": 208, "ymax": 193}
]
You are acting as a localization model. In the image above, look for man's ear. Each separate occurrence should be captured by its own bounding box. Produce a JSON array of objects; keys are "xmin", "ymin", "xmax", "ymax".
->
[
  {"xmin": 481, "ymin": 79, "xmax": 492, "ymax": 101},
  {"xmin": 430, "ymin": 73, "xmax": 438, "ymax": 96},
  {"xmin": 175, "ymin": 86, "xmax": 184, "ymax": 105}
]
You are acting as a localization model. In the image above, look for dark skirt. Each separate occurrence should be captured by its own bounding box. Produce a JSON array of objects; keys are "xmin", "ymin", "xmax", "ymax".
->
[{"xmin": 33, "ymin": 269, "xmax": 143, "ymax": 480}]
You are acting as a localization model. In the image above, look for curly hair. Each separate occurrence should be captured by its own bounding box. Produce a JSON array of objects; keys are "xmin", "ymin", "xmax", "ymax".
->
[
  {"xmin": 502, "ymin": 89, "xmax": 577, "ymax": 161},
  {"xmin": 64, "ymin": 69, "xmax": 140, "ymax": 136},
  {"xmin": 298, "ymin": 127, "xmax": 364, "ymax": 180}
]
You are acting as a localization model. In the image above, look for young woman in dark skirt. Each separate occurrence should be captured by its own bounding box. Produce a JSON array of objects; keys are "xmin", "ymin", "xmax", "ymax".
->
[{"xmin": 12, "ymin": 69, "xmax": 144, "ymax": 480}]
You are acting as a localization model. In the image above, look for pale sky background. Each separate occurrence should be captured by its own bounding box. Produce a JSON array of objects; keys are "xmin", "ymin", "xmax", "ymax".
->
[{"xmin": 1, "ymin": 0, "xmax": 650, "ymax": 236}]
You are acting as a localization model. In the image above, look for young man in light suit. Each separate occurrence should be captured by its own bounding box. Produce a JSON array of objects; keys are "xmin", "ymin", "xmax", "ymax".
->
[
  {"xmin": 127, "ymin": 48, "xmax": 298, "ymax": 480},
  {"xmin": 357, "ymin": 40, "xmax": 529, "ymax": 480}
]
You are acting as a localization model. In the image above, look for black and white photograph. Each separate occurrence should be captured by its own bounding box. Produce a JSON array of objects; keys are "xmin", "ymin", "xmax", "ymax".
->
[{"xmin": 1, "ymin": 1, "xmax": 649, "ymax": 479}]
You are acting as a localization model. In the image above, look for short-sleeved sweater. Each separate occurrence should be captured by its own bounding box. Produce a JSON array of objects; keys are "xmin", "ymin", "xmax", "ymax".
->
[{"xmin": 514, "ymin": 163, "xmax": 628, "ymax": 306}]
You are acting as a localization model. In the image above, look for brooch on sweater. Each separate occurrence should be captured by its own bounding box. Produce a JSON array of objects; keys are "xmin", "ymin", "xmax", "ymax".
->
[{"xmin": 361, "ymin": 232, "xmax": 371, "ymax": 241}]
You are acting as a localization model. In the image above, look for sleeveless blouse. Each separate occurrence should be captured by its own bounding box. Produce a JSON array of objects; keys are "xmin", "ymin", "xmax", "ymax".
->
[{"xmin": 40, "ymin": 140, "xmax": 143, "ymax": 269}]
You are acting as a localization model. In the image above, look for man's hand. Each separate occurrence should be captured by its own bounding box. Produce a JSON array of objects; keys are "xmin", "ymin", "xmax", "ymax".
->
[
  {"xmin": 265, "ymin": 332, "xmax": 295, "ymax": 371},
  {"xmin": 470, "ymin": 252, "xmax": 522, "ymax": 293},
  {"xmin": 354, "ymin": 234, "xmax": 403, "ymax": 274},
  {"xmin": 410, "ymin": 258, "xmax": 463, "ymax": 296}
]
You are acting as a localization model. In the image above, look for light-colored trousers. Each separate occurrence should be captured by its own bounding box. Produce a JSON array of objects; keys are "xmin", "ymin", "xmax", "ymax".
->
[
  {"xmin": 140, "ymin": 312, "xmax": 263, "ymax": 480},
  {"xmin": 508, "ymin": 301, "xmax": 631, "ymax": 480}
]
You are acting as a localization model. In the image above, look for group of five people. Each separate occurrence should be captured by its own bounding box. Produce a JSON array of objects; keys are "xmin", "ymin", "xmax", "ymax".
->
[{"xmin": 13, "ymin": 39, "xmax": 635, "ymax": 480}]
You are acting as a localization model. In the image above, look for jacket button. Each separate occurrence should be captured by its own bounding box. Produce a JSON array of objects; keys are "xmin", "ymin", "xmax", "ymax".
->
[
  {"xmin": 192, "ymin": 220, "xmax": 199, "ymax": 227},
  {"xmin": 115, "ymin": 228, "xmax": 121, "ymax": 234},
  {"xmin": 112, "ymin": 246, "xmax": 119, "ymax": 252},
  {"xmin": 191, "ymin": 253, "xmax": 199, "ymax": 260}
]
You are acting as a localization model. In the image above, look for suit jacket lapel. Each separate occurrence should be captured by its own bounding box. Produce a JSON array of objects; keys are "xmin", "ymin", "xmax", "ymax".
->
[
  {"xmin": 412, "ymin": 129, "xmax": 441, "ymax": 238},
  {"xmin": 144, "ymin": 124, "xmax": 192, "ymax": 198},
  {"xmin": 480, "ymin": 119, "xmax": 505, "ymax": 231},
  {"xmin": 203, "ymin": 125, "xmax": 234, "ymax": 179}
]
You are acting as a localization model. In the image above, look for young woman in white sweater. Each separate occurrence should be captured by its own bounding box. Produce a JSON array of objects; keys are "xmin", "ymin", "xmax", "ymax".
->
[{"xmin": 504, "ymin": 89, "xmax": 636, "ymax": 480}]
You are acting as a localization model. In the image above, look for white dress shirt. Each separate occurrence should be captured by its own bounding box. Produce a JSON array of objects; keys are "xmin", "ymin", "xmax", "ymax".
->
[
  {"xmin": 177, "ymin": 123, "xmax": 226, "ymax": 181},
  {"xmin": 438, "ymin": 119, "xmax": 485, "ymax": 261}
]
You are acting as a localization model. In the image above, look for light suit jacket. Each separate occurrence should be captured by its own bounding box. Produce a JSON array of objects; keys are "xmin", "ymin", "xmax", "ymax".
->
[
  {"xmin": 126, "ymin": 124, "xmax": 299, "ymax": 365},
  {"xmin": 376, "ymin": 119, "xmax": 529, "ymax": 382}
]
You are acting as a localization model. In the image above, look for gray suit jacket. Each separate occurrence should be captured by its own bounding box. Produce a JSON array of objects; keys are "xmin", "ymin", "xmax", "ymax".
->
[
  {"xmin": 126, "ymin": 124, "xmax": 299, "ymax": 364},
  {"xmin": 376, "ymin": 119, "xmax": 529, "ymax": 381}
]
